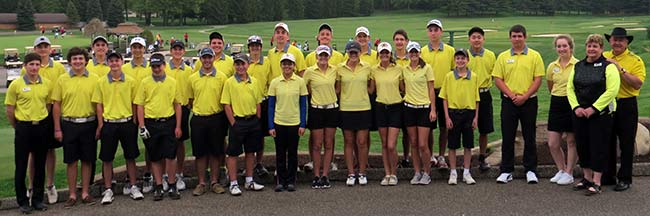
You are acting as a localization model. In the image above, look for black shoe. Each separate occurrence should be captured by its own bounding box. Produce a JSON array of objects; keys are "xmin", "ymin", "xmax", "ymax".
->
[
  {"xmin": 255, "ymin": 163, "xmax": 270, "ymax": 177},
  {"xmin": 478, "ymin": 155, "xmax": 490, "ymax": 172},
  {"xmin": 286, "ymin": 184, "xmax": 296, "ymax": 192},
  {"xmin": 19, "ymin": 204, "xmax": 33, "ymax": 214},
  {"xmin": 311, "ymin": 177, "xmax": 321, "ymax": 189},
  {"xmin": 32, "ymin": 202, "xmax": 48, "ymax": 211},
  {"xmin": 573, "ymin": 179, "xmax": 593, "ymax": 191},
  {"xmin": 320, "ymin": 176, "xmax": 331, "ymax": 189},
  {"xmin": 399, "ymin": 159, "xmax": 411, "ymax": 168},
  {"xmin": 153, "ymin": 186, "xmax": 164, "ymax": 201},
  {"xmin": 168, "ymin": 185, "xmax": 181, "ymax": 200},
  {"xmin": 274, "ymin": 184, "xmax": 284, "ymax": 192},
  {"xmin": 614, "ymin": 182, "xmax": 631, "ymax": 192}
]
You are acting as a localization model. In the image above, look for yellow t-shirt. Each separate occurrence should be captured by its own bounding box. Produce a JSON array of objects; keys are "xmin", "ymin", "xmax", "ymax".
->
[
  {"xmin": 372, "ymin": 63, "xmax": 404, "ymax": 104},
  {"xmin": 603, "ymin": 49, "xmax": 646, "ymax": 98},
  {"xmin": 305, "ymin": 49, "xmax": 345, "ymax": 67},
  {"xmin": 267, "ymin": 43, "xmax": 307, "ymax": 79},
  {"xmin": 467, "ymin": 48, "xmax": 496, "ymax": 89},
  {"xmin": 303, "ymin": 64, "xmax": 338, "ymax": 106},
  {"xmin": 439, "ymin": 70, "xmax": 480, "ymax": 110},
  {"xmin": 91, "ymin": 73, "xmax": 137, "ymax": 120},
  {"xmin": 336, "ymin": 61, "xmax": 372, "ymax": 111},
  {"xmin": 5, "ymin": 76, "xmax": 52, "ymax": 121},
  {"xmin": 122, "ymin": 60, "xmax": 152, "ymax": 83},
  {"xmin": 188, "ymin": 68, "xmax": 228, "ymax": 115},
  {"xmin": 134, "ymin": 75, "xmax": 179, "ymax": 119},
  {"xmin": 247, "ymin": 56, "xmax": 272, "ymax": 97},
  {"xmin": 491, "ymin": 46, "xmax": 545, "ymax": 95},
  {"xmin": 421, "ymin": 42, "xmax": 455, "ymax": 89},
  {"xmin": 268, "ymin": 74, "xmax": 309, "ymax": 126},
  {"xmin": 20, "ymin": 58, "xmax": 66, "ymax": 87},
  {"xmin": 221, "ymin": 75, "xmax": 262, "ymax": 117},
  {"xmin": 344, "ymin": 49, "xmax": 379, "ymax": 66},
  {"xmin": 86, "ymin": 57, "xmax": 110, "ymax": 77},
  {"xmin": 51, "ymin": 71, "xmax": 99, "ymax": 117},
  {"xmin": 165, "ymin": 60, "xmax": 193, "ymax": 105},
  {"xmin": 403, "ymin": 64, "xmax": 435, "ymax": 105},
  {"xmin": 546, "ymin": 57, "xmax": 578, "ymax": 97},
  {"xmin": 193, "ymin": 53, "xmax": 235, "ymax": 77}
]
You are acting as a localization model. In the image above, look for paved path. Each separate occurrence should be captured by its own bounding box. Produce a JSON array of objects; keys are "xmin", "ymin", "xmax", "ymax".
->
[{"xmin": 2, "ymin": 177, "xmax": 649, "ymax": 215}]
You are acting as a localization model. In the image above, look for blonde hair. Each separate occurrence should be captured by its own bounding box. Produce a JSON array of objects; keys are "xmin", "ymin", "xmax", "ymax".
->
[
  {"xmin": 585, "ymin": 34, "xmax": 604, "ymax": 47},
  {"xmin": 553, "ymin": 34, "xmax": 574, "ymax": 51}
]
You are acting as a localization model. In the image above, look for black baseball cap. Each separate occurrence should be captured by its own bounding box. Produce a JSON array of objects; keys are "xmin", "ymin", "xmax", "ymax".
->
[
  {"xmin": 171, "ymin": 40, "xmax": 185, "ymax": 49},
  {"xmin": 149, "ymin": 53, "xmax": 166, "ymax": 66}
]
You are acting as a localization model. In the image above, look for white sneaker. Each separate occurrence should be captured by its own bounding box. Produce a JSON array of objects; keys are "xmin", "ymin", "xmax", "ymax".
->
[
  {"xmin": 129, "ymin": 186, "xmax": 144, "ymax": 200},
  {"xmin": 556, "ymin": 172, "xmax": 574, "ymax": 185},
  {"xmin": 330, "ymin": 162, "xmax": 338, "ymax": 171},
  {"xmin": 122, "ymin": 184, "xmax": 131, "ymax": 195},
  {"xmin": 496, "ymin": 173, "xmax": 513, "ymax": 184},
  {"xmin": 419, "ymin": 173, "xmax": 431, "ymax": 185},
  {"xmin": 448, "ymin": 172, "xmax": 458, "ymax": 185},
  {"xmin": 142, "ymin": 175, "xmax": 153, "ymax": 193},
  {"xmin": 303, "ymin": 161, "xmax": 314, "ymax": 171},
  {"xmin": 463, "ymin": 173, "xmax": 476, "ymax": 185},
  {"xmin": 346, "ymin": 175, "xmax": 356, "ymax": 186},
  {"xmin": 176, "ymin": 174, "xmax": 186, "ymax": 191},
  {"xmin": 550, "ymin": 170, "xmax": 564, "ymax": 183},
  {"xmin": 101, "ymin": 189, "xmax": 114, "ymax": 205},
  {"xmin": 388, "ymin": 175, "xmax": 398, "ymax": 186},
  {"xmin": 380, "ymin": 176, "xmax": 390, "ymax": 186},
  {"xmin": 229, "ymin": 184, "xmax": 242, "ymax": 196},
  {"xmin": 430, "ymin": 155, "xmax": 438, "ymax": 165},
  {"xmin": 358, "ymin": 175, "xmax": 368, "ymax": 185},
  {"xmin": 526, "ymin": 171, "xmax": 539, "ymax": 184},
  {"xmin": 245, "ymin": 181, "xmax": 265, "ymax": 191},
  {"xmin": 162, "ymin": 174, "xmax": 169, "ymax": 191},
  {"xmin": 46, "ymin": 185, "xmax": 58, "ymax": 204},
  {"xmin": 410, "ymin": 172, "xmax": 422, "ymax": 185}
]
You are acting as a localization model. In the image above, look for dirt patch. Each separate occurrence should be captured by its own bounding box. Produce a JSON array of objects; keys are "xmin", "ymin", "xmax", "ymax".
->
[
  {"xmin": 614, "ymin": 22, "xmax": 639, "ymax": 26},
  {"xmin": 583, "ymin": 25, "xmax": 604, "ymax": 29},
  {"xmin": 484, "ymin": 29, "xmax": 498, "ymax": 32},
  {"xmin": 627, "ymin": 27, "xmax": 648, "ymax": 31},
  {"xmin": 531, "ymin": 34, "xmax": 562, "ymax": 38}
]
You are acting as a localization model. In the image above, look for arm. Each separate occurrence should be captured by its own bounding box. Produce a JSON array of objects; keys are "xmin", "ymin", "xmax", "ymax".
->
[
  {"xmin": 368, "ymin": 79, "xmax": 376, "ymax": 94},
  {"xmin": 299, "ymin": 95, "xmax": 307, "ymax": 136},
  {"xmin": 53, "ymin": 101, "xmax": 63, "ymax": 142},
  {"xmin": 566, "ymin": 69, "xmax": 584, "ymax": 118},
  {"xmin": 267, "ymin": 96, "xmax": 277, "ymax": 137},
  {"xmin": 335, "ymin": 80, "xmax": 341, "ymax": 95},
  {"xmin": 588, "ymin": 65, "xmax": 621, "ymax": 116},
  {"xmin": 427, "ymin": 81, "xmax": 436, "ymax": 122},
  {"xmin": 443, "ymin": 100, "xmax": 452, "ymax": 129},
  {"xmin": 399, "ymin": 80, "xmax": 405, "ymax": 95},
  {"xmin": 256, "ymin": 103, "xmax": 262, "ymax": 119},
  {"xmin": 522, "ymin": 76, "xmax": 542, "ymax": 100},
  {"xmin": 137, "ymin": 105, "xmax": 145, "ymax": 128},
  {"xmin": 174, "ymin": 102, "xmax": 182, "ymax": 138},
  {"xmin": 609, "ymin": 59, "xmax": 644, "ymax": 90},
  {"xmin": 95, "ymin": 103, "xmax": 104, "ymax": 140},
  {"xmin": 473, "ymin": 102, "xmax": 479, "ymax": 130},
  {"xmin": 224, "ymin": 104, "xmax": 235, "ymax": 126},
  {"xmin": 547, "ymin": 80, "xmax": 553, "ymax": 93},
  {"xmin": 494, "ymin": 77, "xmax": 515, "ymax": 99},
  {"xmin": 6, "ymin": 105, "xmax": 16, "ymax": 128}
]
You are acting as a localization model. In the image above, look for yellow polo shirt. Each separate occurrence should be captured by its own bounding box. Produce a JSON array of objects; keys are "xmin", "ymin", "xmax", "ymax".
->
[
  {"xmin": 134, "ymin": 75, "xmax": 179, "ymax": 119},
  {"xmin": 267, "ymin": 43, "xmax": 307, "ymax": 79},
  {"xmin": 122, "ymin": 60, "xmax": 152, "ymax": 83},
  {"xmin": 491, "ymin": 46, "xmax": 545, "ymax": 95},
  {"xmin": 5, "ymin": 75, "xmax": 52, "ymax": 121},
  {"xmin": 221, "ymin": 75, "xmax": 262, "ymax": 117},
  {"xmin": 468, "ymin": 48, "xmax": 496, "ymax": 89},
  {"xmin": 193, "ymin": 53, "xmax": 235, "ymax": 77},
  {"xmin": 20, "ymin": 58, "xmax": 66, "ymax": 86},
  {"xmin": 403, "ymin": 64, "xmax": 435, "ymax": 105},
  {"xmin": 268, "ymin": 74, "xmax": 308, "ymax": 126},
  {"xmin": 91, "ymin": 73, "xmax": 137, "ymax": 120},
  {"xmin": 344, "ymin": 49, "xmax": 379, "ymax": 66},
  {"xmin": 86, "ymin": 56, "xmax": 110, "ymax": 77},
  {"xmin": 372, "ymin": 63, "xmax": 404, "ymax": 104},
  {"xmin": 604, "ymin": 49, "xmax": 646, "ymax": 98},
  {"xmin": 303, "ymin": 64, "xmax": 337, "ymax": 106},
  {"xmin": 546, "ymin": 57, "xmax": 578, "ymax": 97},
  {"xmin": 188, "ymin": 68, "xmax": 228, "ymax": 115},
  {"xmin": 336, "ymin": 61, "xmax": 372, "ymax": 111},
  {"xmin": 421, "ymin": 42, "xmax": 455, "ymax": 89},
  {"xmin": 166, "ymin": 60, "xmax": 192, "ymax": 105},
  {"xmin": 394, "ymin": 53, "xmax": 410, "ymax": 67},
  {"xmin": 305, "ymin": 49, "xmax": 344, "ymax": 67},
  {"xmin": 439, "ymin": 70, "xmax": 480, "ymax": 110},
  {"xmin": 247, "ymin": 56, "xmax": 272, "ymax": 97},
  {"xmin": 51, "ymin": 71, "xmax": 99, "ymax": 117}
]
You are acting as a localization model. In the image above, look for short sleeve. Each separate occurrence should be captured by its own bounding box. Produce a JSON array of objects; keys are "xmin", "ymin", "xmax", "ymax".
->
[
  {"xmin": 300, "ymin": 79, "xmax": 309, "ymax": 96},
  {"xmin": 50, "ymin": 77, "xmax": 63, "ymax": 102},
  {"xmin": 425, "ymin": 65, "xmax": 435, "ymax": 81},
  {"xmin": 220, "ymin": 80, "xmax": 232, "ymax": 105},
  {"xmin": 133, "ymin": 81, "xmax": 146, "ymax": 105},
  {"xmin": 267, "ymin": 79, "xmax": 277, "ymax": 96},
  {"xmin": 91, "ymin": 83, "xmax": 102, "ymax": 104},
  {"xmin": 4, "ymin": 81, "xmax": 17, "ymax": 105},
  {"xmin": 534, "ymin": 53, "xmax": 545, "ymax": 77}
]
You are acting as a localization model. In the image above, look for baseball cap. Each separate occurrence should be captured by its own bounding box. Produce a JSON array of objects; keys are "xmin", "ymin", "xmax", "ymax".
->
[
  {"xmin": 247, "ymin": 35, "xmax": 263, "ymax": 45},
  {"xmin": 468, "ymin": 27, "xmax": 485, "ymax": 37},
  {"xmin": 209, "ymin": 32, "xmax": 223, "ymax": 41},
  {"xmin": 149, "ymin": 53, "xmax": 165, "ymax": 66},
  {"xmin": 377, "ymin": 42, "xmax": 392, "ymax": 53},
  {"xmin": 426, "ymin": 19, "xmax": 443, "ymax": 29},
  {"xmin": 199, "ymin": 47, "xmax": 215, "ymax": 57},
  {"xmin": 406, "ymin": 41, "xmax": 421, "ymax": 53},
  {"xmin": 92, "ymin": 36, "xmax": 108, "ymax": 45},
  {"xmin": 280, "ymin": 53, "xmax": 296, "ymax": 63},
  {"xmin": 454, "ymin": 48, "xmax": 469, "ymax": 58},
  {"xmin": 107, "ymin": 50, "xmax": 123, "ymax": 60},
  {"xmin": 355, "ymin": 27, "xmax": 370, "ymax": 37},
  {"xmin": 33, "ymin": 36, "xmax": 51, "ymax": 46},
  {"xmin": 233, "ymin": 53, "xmax": 249, "ymax": 63},
  {"xmin": 130, "ymin": 37, "xmax": 146, "ymax": 47},
  {"xmin": 318, "ymin": 23, "xmax": 332, "ymax": 33},
  {"xmin": 315, "ymin": 45, "xmax": 331, "ymax": 56},
  {"xmin": 274, "ymin": 22, "xmax": 290, "ymax": 33},
  {"xmin": 171, "ymin": 40, "xmax": 185, "ymax": 49},
  {"xmin": 345, "ymin": 41, "xmax": 362, "ymax": 53}
]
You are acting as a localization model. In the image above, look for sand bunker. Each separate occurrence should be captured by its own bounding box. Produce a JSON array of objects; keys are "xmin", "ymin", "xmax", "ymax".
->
[
  {"xmin": 613, "ymin": 22, "xmax": 639, "ymax": 26},
  {"xmin": 484, "ymin": 29, "xmax": 498, "ymax": 32},
  {"xmin": 583, "ymin": 25, "xmax": 604, "ymax": 29},
  {"xmin": 627, "ymin": 27, "xmax": 648, "ymax": 31},
  {"xmin": 531, "ymin": 34, "xmax": 562, "ymax": 38}
]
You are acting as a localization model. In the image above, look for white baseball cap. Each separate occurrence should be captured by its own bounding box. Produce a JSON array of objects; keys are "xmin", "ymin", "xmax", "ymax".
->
[
  {"xmin": 130, "ymin": 37, "xmax": 146, "ymax": 47},
  {"xmin": 355, "ymin": 26, "xmax": 370, "ymax": 37},
  {"xmin": 33, "ymin": 36, "xmax": 51, "ymax": 46},
  {"xmin": 426, "ymin": 19, "xmax": 443, "ymax": 29},
  {"xmin": 406, "ymin": 41, "xmax": 421, "ymax": 53},
  {"xmin": 315, "ymin": 45, "xmax": 331, "ymax": 56},
  {"xmin": 280, "ymin": 53, "xmax": 295, "ymax": 63},
  {"xmin": 377, "ymin": 42, "xmax": 392, "ymax": 53},
  {"xmin": 274, "ymin": 22, "xmax": 290, "ymax": 33}
]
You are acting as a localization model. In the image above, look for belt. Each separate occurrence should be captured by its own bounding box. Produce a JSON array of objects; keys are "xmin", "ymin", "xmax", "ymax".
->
[
  {"xmin": 311, "ymin": 103, "xmax": 339, "ymax": 109},
  {"xmin": 378, "ymin": 102, "xmax": 402, "ymax": 108},
  {"xmin": 193, "ymin": 112, "xmax": 221, "ymax": 117},
  {"xmin": 104, "ymin": 117, "xmax": 132, "ymax": 123},
  {"xmin": 503, "ymin": 94, "xmax": 536, "ymax": 99},
  {"xmin": 146, "ymin": 116, "xmax": 174, "ymax": 122},
  {"xmin": 616, "ymin": 96, "xmax": 637, "ymax": 101},
  {"xmin": 262, "ymin": 96, "xmax": 269, "ymax": 101},
  {"xmin": 479, "ymin": 88, "xmax": 490, "ymax": 93},
  {"xmin": 449, "ymin": 109, "xmax": 473, "ymax": 114},
  {"xmin": 235, "ymin": 115, "xmax": 257, "ymax": 120},
  {"xmin": 17, "ymin": 120, "xmax": 45, "ymax": 125},
  {"xmin": 62, "ymin": 116, "xmax": 96, "ymax": 123},
  {"xmin": 403, "ymin": 102, "xmax": 430, "ymax": 109}
]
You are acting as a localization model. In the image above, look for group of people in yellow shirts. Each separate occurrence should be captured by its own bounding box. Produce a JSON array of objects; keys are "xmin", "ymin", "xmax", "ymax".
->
[{"xmin": 5, "ymin": 18, "xmax": 645, "ymax": 214}]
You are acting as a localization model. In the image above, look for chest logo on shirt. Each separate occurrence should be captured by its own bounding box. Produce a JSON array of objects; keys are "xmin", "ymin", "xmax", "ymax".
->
[
  {"xmin": 594, "ymin": 63, "xmax": 602, "ymax": 67},
  {"xmin": 553, "ymin": 67, "xmax": 560, "ymax": 73},
  {"xmin": 506, "ymin": 59, "xmax": 515, "ymax": 64},
  {"xmin": 22, "ymin": 87, "xmax": 31, "ymax": 92}
]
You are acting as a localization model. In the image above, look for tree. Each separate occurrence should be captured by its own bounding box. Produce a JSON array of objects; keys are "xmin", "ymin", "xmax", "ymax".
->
[
  {"xmin": 337, "ymin": 0, "xmax": 359, "ymax": 17},
  {"xmin": 38, "ymin": 0, "xmax": 64, "ymax": 12},
  {"xmin": 86, "ymin": 0, "xmax": 103, "ymax": 21},
  {"xmin": 200, "ymin": 0, "xmax": 229, "ymax": 25},
  {"xmin": 359, "ymin": 0, "xmax": 374, "ymax": 16},
  {"xmin": 106, "ymin": 0, "xmax": 124, "ymax": 27},
  {"xmin": 271, "ymin": 0, "xmax": 285, "ymax": 21},
  {"xmin": 16, "ymin": 0, "xmax": 36, "ymax": 31},
  {"xmin": 304, "ymin": 0, "xmax": 320, "ymax": 19},
  {"xmin": 286, "ymin": 0, "xmax": 304, "ymax": 19},
  {"xmin": 65, "ymin": 0, "xmax": 80, "ymax": 24},
  {"xmin": 0, "ymin": 0, "xmax": 18, "ymax": 13}
]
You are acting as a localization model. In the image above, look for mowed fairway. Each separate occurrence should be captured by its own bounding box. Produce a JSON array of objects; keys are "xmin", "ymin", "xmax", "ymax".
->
[{"xmin": 1, "ymin": 12, "xmax": 650, "ymax": 197}]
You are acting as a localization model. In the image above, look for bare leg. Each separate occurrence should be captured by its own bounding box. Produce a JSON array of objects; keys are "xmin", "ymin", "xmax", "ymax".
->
[
  {"xmin": 81, "ymin": 162, "xmax": 92, "ymax": 198},
  {"xmin": 103, "ymin": 161, "xmax": 113, "ymax": 188},
  {"xmin": 463, "ymin": 148, "xmax": 472, "ymax": 169},
  {"xmin": 226, "ymin": 156, "xmax": 238, "ymax": 183},
  {"xmin": 166, "ymin": 159, "xmax": 177, "ymax": 183},
  {"xmin": 379, "ymin": 127, "xmax": 390, "ymax": 176},
  {"xmin": 547, "ymin": 131, "xmax": 566, "ymax": 172},
  {"xmin": 311, "ymin": 129, "xmax": 324, "ymax": 177},
  {"xmin": 195, "ymin": 157, "xmax": 207, "ymax": 185},
  {"xmin": 357, "ymin": 130, "xmax": 369, "ymax": 174},
  {"xmin": 322, "ymin": 128, "xmax": 336, "ymax": 177},
  {"xmin": 343, "ymin": 130, "xmax": 356, "ymax": 175},
  {"xmin": 66, "ymin": 162, "xmax": 78, "ymax": 199},
  {"xmin": 126, "ymin": 160, "xmax": 138, "ymax": 185},
  {"xmin": 46, "ymin": 149, "xmax": 56, "ymax": 187},
  {"xmin": 387, "ymin": 127, "xmax": 400, "ymax": 175},
  {"xmin": 209, "ymin": 156, "xmax": 220, "ymax": 184},
  {"xmin": 407, "ymin": 127, "xmax": 420, "ymax": 173},
  {"xmin": 176, "ymin": 142, "xmax": 185, "ymax": 175},
  {"xmin": 245, "ymin": 153, "xmax": 255, "ymax": 178},
  {"xmin": 419, "ymin": 127, "xmax": 432, "ymax": 174},
  {"xmin": 565, "ymin": 133, "xmax": 578, "ymax": 174}
]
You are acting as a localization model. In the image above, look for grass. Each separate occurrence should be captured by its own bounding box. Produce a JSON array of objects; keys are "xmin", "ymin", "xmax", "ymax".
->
[{"xmin": 2, "ymin": 12, "xmax": 650, "ymax": 197}]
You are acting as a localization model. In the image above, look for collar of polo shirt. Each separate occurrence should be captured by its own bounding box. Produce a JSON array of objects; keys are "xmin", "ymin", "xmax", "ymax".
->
[
  {"xmin": 470, "ymin": 48, "xmax": 485, "ymax": 57},
  {"xmin": 428, "ymin": 41, "xmax": 445, "ymax": 51},
  {"xmin": 510, "ymin": 45, "xmax": 529, "ymax": 56},
  {"xmin": 107, "ymin": 73, "xmax": 126, "ymax": 83},
  {"xmin": 131, "ymin": 59, "xmax": 148, "ymax": 68},
  {"xmin": 199, "ymin": 68, "xmax": 217, "ymax": 77},
  {"xmin": 23, "ymin": 75, "xmax": 43, "ymax": 84},
  {"xmin": 68, "ymin": 69, "xmax": 89, "ymax": 77},
  {"xmin": 453, "ymin": 68, "xmax": 472, "ymax": 80}
]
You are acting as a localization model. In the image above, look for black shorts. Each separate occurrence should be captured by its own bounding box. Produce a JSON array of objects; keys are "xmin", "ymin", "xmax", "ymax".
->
[
  {"xmin": 143, "ymin": 117, "xmax": 177, "ymax": 162},
  {"xmin": 434, "ymin": 89, "xmax": 445, "ymax": 129},
  {"xmin": 191, "ymin": 112, "xmax": 228, "ymax": 157},
  {"xmin": 375, "ymin": 102, "xmax": 403, "ymax": 128},
  {"xmin": 478, "ymin": 91, "xmax": 495, "ymax": 134},
  {"xmin": 369, "ymin": 93, "xmax": 378, "ymax": 131},
  {"xmin": 547, "ymin": 96, "xmax": 573, "ymax": 132},
  {"xmin": 179, "ymin": 106, "xmax": 191, "ymax": 141},
  {"xmin": 99, "ymin": 121, "xmax": 139, "ymax": 162},
  {"xmin": 308, "ymin": 106, "xmax": 339, "ymax": 129},
  {"xmin": 403, "ymin": 105, "xmax": 434, "ymax": 128},
  {"xmin": 227, "ymin": 117, "xmax": 263, "ymax": 156},
  {"xmin": 260, "ymin": 99, "xmax": 270, "ymax": 136},
  {"xmin": 44, "ymin": 113, "xmax": 62, "ymax": 149},
  {"xmin": 62, "ymin": 120, "xmax": 98, "ymax": 164},
  {"xmin": 339, "ymin": 110, "xmax": 372, "ymax": 130},
  {"xmin": 447, "ymin": 109, "xmax": 475, "ymax": 150}
]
